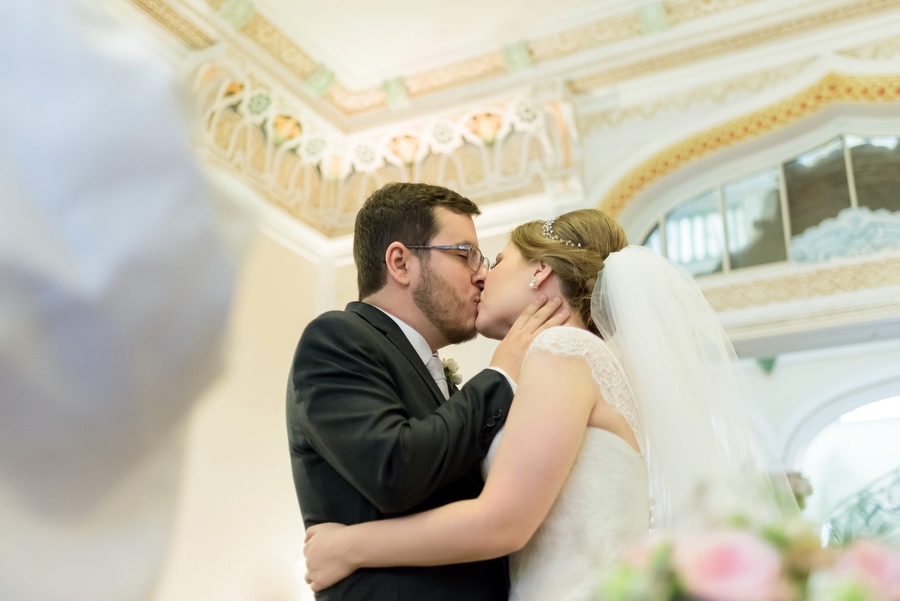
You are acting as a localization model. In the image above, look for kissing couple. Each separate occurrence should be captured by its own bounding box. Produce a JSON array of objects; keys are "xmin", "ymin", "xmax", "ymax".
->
[{"xmin": 287, "ymin": 182, "xmax": 797, "ymax": 601}]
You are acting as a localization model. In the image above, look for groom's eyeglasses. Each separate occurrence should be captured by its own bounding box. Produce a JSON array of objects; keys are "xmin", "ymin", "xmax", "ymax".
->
[{"xmin": 405, "ymin": 244, "xmax": 492, "ymax": 273}]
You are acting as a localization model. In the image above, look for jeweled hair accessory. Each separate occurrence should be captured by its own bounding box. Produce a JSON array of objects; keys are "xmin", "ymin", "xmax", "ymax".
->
[{"xmin": 542, "ymin": 217, "xmax": 582, "ymax": 248}]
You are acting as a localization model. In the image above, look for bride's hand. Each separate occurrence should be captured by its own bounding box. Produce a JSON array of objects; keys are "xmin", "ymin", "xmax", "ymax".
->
[
  {"xmin": 303, "ymin": 523, "xmax": 356, "ymax": 592},
  {"xmin": 490, "ymin": 296, "xmax": 570, "ymax": 381}
]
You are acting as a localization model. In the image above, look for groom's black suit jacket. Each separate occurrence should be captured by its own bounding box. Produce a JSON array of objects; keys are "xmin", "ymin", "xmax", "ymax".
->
[{"xmin": 287, "ymin": 302, "xmax": 513, "ymax": 601}]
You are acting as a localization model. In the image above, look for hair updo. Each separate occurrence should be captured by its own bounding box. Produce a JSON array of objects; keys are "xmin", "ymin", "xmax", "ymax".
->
[{"xmin": 509, "ymin": 209, "xmax": 628, "ymax": 335}]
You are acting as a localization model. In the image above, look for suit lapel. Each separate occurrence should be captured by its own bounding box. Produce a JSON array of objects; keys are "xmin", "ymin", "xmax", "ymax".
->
[{"xmin": 347, "ymin": 302, "xmax": 446, "ymax": 405}]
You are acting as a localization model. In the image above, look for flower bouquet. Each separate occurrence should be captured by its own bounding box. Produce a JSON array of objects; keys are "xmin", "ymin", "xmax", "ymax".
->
[{"xmin": 597, "ymin": 518, "xmax": 900, "ymax": 601}]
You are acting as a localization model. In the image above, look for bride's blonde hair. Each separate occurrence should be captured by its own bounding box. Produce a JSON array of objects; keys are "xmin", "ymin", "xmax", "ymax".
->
[{"xmin": 510, "ymin": 209, "xmax": 628, "ymax": 335}]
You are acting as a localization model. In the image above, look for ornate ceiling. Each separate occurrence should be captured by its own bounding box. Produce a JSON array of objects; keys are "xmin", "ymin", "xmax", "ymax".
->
[
  {"xmin": 126, "ymin": 0, "xmax": 900, "ymax": 126},
  {"xmin": 111, "ymin": 0, "xmax": 900, "ymax": 355},
  {"xmin": 118, "ymin": 0, "xmax": 900, "ymax": 233}
]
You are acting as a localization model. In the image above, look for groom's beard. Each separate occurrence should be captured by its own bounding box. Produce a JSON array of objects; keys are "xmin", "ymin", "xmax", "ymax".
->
[{"xmin": 413, "ymin": 262, "xmax": 477, "ymax": 346}]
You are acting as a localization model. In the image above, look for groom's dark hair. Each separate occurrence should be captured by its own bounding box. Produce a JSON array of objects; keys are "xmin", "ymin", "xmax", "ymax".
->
[{"xmin": 354, "ymin": 182, "xmax": 480, "ymax": 299}]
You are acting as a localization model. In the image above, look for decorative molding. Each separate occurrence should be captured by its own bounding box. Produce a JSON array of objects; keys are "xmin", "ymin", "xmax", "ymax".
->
[
  {"xmin": 665, "ymin": 0, "xmax": 761, "ymax": 25},
  {"xmin": 128, "ymin": 0, "xmax": 216, "ymax": 50},
  {"xmin": 570, "ymin": 0, "xmax": 900, "ymax": 94},
  {"xmin": 840, "ymin": 33, "xmax": 900, "ymax": 60},
  {"xmin": 579, "ymin": 60, "xmax": 815, "ymax": 132},
  {"xmin": 133, "ymin": 0, "xmax": 873, "ymax": 117},
  {"xmin": 528, "ymin": 12, "xmax": 641, "ymax": 64},
  {"xmin": 237, "ymin": 0, "xmax": 767, "ymax": 114},
  {"xmin": 599, "ymin": 73, "xmax": 900, "ymax": 217},
  {"xmin": 790, "ymin": 207, "xmax": 900, "ymax": 263},
  {"xmin": 192, "ymin": 54, "xmax": 577, "ymax": 236},
  {"xmin": 702, "ymin": 255, "xmax": 900, "ymax": 311},
  {"xmin": 405, "ymin": 54, "xmax": 508, "ymax": 99},
  {"xmin": 237, "ymin": 13, "xmax": 319, "ymax": 80},
  {"xmin": 128, "ymin": 0, "xmax": 900, "ymax": 118}
]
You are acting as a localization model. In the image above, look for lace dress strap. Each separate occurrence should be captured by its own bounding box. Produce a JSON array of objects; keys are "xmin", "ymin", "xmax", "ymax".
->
[{"xmin": 526, "ymin": 327, "xmax": 644, "ymax": 453}]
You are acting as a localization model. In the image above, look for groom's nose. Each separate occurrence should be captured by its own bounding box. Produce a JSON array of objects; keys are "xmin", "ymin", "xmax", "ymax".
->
[{"xmin": 472, "ymin": 266, "xmax": 486, "ymax": 289}]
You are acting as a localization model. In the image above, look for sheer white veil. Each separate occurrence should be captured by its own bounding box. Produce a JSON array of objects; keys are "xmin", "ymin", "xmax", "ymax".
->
[{"xmin": 591, "ymin": 246, "xmax": 798, "ymax": 532}]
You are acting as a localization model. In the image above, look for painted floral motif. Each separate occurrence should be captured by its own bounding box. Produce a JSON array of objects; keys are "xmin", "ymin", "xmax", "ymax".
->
[
  {"xmin": 466, "ymin": 112, "xmax": 504, "ymax": 144},
  {"xmin": 273, "ymin": 114, "xmax": 302, "ymax": 145},
  {"xmin": 246, "ymin": 92, "xmax": 271, "ymax": 116},
  {"xmin": 386, "ymin": 134, "xmax": 420, "ymax": 165}
]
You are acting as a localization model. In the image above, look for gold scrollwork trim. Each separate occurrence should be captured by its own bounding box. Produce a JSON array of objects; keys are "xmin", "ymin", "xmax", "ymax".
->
[
  {"xmin": 840, "ymin": 34, "xmax": 900, "ymax": 60},
  {"xmin": 599, "ymin": 73, "xmax": 900, "ymax": 217},
  {"xmin": 238, "ymin": 13, "xmax": 319, "ymax": 81},
  {"xmin": 230, "ymin": 0, "xmax": 760, "ymax": 114},
  {"xmin": 128, "ymin": 0, "xmax": 215, "ymax": 50},
  {"xmin": 131, "ymin": 0, "xmax": 900, "ymax": 116},
  {"xmin": 571, "ymin": 0, "xmax": 900, "ymax": 93},
  {"xmin": 579, "ymin": 60, "xmax": 814, "ymax": 132},
  {"xmin": 703, "ymin": 257, "xmax": 900, "ymax": 311}
]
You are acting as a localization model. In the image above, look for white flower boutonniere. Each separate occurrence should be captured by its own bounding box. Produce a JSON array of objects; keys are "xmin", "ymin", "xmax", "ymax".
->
[{"xmin": 442, "ymin": 358, "xmax": 463, "ymax": 385}]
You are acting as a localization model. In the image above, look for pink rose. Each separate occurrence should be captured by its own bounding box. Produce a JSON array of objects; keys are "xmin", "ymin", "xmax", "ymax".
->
[
  {"xmin": 674, "ymin": 530, "xmax": 790, "ymax": 601},
  {"xmin": 833, "ymin": 540, "xmax": 900, "ymax": 601}
]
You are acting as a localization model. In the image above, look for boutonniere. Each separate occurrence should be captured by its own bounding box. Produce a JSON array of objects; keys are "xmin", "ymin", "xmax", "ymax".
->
[{"xmin": 442, "ymin": 358, "xmax": 463, "ymax": 385}]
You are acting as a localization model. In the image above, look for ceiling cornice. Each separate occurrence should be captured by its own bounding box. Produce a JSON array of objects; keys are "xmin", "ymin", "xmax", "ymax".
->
[
  {"xmin": 124, "ymin": 0, "xmax": 900, "ymax": 131},
  {"xmin": 570, "ymin": 0, "xmax": 900, "ymax": 93},
  {"xmin": 129, "ymin": 0, "xmax": 216, "ymax": 50}
]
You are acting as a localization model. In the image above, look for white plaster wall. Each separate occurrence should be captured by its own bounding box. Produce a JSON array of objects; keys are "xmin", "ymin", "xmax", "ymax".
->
[
  {"xmin": 151, "ymin": 231, "xmax": 319, "ymax": 601},
  {"xmin": 739, "ymin": 338, "xmax": 900, "ymax": 458}
]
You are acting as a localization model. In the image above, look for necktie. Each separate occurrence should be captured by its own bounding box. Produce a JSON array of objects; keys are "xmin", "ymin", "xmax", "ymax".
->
[{"xmin": 426, "ymin": 353, "xmax": 450, "ymax": 401}]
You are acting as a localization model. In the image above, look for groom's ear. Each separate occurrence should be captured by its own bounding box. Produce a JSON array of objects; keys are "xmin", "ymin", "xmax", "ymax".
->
[{"xmin": 384, "ymin": 242, "xmax": 415, "ymax": 286}]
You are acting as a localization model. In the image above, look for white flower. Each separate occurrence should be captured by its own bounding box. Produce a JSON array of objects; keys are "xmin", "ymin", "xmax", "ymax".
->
[{"xmin": 442, "ymin": 358, "xmax": 463, "ymax": 385}]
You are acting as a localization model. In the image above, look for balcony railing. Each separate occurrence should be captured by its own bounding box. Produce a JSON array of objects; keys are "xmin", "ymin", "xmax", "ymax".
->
[{"xmin": 824, "ymin": 465, "xmax": 900, "ymax": 547}]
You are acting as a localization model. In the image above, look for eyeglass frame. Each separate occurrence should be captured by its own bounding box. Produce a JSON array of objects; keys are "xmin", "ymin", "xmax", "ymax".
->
[{"xmin": 404, "ymin": 244, "xmax": 492, "ymax": 272}]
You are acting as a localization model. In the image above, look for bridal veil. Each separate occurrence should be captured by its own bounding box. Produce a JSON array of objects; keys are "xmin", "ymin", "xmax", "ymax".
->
[{"xmin": 591, "ymin": 246, "xmax": 799, "ymax": 532}]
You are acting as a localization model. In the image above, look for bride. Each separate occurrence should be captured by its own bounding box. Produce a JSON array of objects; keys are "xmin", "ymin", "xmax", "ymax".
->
[{"xmin": 303, "ymin": 209, "xmax": 796, "ymax": 600}]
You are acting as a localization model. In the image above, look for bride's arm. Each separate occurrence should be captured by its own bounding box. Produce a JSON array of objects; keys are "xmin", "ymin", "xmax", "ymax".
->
[{"xmin": 303, "ymin": 348, "xmax": 595, "ymax": 590}]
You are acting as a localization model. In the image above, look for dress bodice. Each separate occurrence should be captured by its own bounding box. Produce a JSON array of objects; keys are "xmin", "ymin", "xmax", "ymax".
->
[{"xmin": 482, "ymin": 327, "xmax": 650, "ymax": 601}]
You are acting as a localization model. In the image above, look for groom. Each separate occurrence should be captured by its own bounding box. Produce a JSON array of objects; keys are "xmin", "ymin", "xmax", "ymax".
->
[{"xmin": 287, "ymin": 182, "xmax": 563, "ymax": 600}]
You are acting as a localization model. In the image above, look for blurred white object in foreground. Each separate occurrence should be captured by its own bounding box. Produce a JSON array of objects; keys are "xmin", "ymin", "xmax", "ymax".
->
[{"xmin": 0, "ymin": 1, "xmax": 250, "ymax": 599}]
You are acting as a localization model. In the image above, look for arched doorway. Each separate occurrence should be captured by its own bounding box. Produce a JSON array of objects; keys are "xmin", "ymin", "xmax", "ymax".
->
[{"xmin": 782, "ymin": 376, "xmax": 900, "ymax": 544}]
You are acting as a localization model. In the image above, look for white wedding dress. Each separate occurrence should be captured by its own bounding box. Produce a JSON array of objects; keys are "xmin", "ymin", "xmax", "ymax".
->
[{"xmin": 483, "ymin": 327, "xmax": 650, "ymax": 601}]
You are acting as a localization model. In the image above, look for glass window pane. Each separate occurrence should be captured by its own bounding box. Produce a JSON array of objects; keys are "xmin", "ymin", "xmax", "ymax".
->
[
  {"xmin": 784, "ymin": 137, "xmax": 852, "ymax": 237},
  {"xmin": 723, "ymin": 169, "xmax": 787, "ymax": 269},
  {"xmin": 847, "ymin": 135, "xmax": 900, "ymax": 214},
  {"xmin": 643, "ymin": 225, "xmax": 663, "ymax": 256},
  {"xmin": 666, "ymin": 190, "xmax": 723, "ymax": 277}
]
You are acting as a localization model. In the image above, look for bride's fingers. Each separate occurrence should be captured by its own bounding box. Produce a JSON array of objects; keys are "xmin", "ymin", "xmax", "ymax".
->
[
  {"xmin": 510, "ymin": 296, "xmax": 553, "ymax": 332},
  {"xmin": 510, "ymin": 295, "xmax": 548, "ymax": 330},
  {"xmin": 519, "ymin": 297, "xmax": 565, "ymax": 334},
  {"xmin": 536, "ymin": 304, "xmax": 570, "ymax": 332}
]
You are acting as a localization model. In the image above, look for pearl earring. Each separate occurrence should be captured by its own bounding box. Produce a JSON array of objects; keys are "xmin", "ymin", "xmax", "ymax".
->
[{"xmin": 529, "ymin": 277, "xmax": 538, "ymax": 289}]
